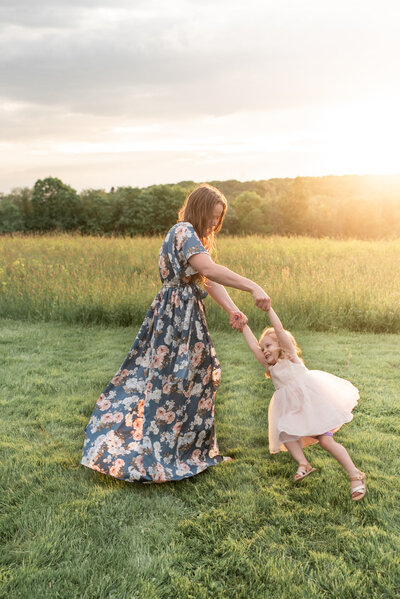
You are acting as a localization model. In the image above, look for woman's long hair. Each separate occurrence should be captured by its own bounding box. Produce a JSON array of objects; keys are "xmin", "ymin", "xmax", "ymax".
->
[{"xmin": 178, "ymin": 184, "xmax": 227, "ymax": 253}]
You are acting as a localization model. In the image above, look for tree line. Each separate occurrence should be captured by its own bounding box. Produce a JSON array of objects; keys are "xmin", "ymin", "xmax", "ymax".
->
[{"xmin": 1, "ymin": 174, "xmax": 400, "ymax": 238}]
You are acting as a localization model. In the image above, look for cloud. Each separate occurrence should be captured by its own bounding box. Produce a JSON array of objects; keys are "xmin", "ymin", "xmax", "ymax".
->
[
  {"xmin": 1, "ymin": 0, "xmax": 400, "ymax": 191},
  {"xmin": 1, "ymin": 0, "xmax": 399, "ymax": 120},
  {"xmin": 0, "ymin": 0, "xmax": 136, "ymax": 29}
]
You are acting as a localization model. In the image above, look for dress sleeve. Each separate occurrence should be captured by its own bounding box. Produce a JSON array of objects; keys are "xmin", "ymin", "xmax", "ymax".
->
[{"xmin": 174, "ymin": 222, "xmax": 208, "ymax": 263}]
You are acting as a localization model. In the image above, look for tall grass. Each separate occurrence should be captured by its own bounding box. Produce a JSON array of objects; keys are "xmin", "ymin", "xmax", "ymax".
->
[{"xmin": 1, "ymin": 234, "xmax": 399, "ymax": 332}]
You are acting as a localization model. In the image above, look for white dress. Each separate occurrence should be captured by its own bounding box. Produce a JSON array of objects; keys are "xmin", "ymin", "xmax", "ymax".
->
[{"xmin": 268, "ymin": 358, "xmax": 359, "ymax": 454}]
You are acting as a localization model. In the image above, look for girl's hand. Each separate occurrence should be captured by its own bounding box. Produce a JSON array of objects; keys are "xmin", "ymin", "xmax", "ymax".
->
[
  {"xmin": 251, "ymin": 285, "xmax": 271, "ymax": 311},
  {"xmin": 229, "ymin": 310, "xmax": 248, "ymax": 332}
]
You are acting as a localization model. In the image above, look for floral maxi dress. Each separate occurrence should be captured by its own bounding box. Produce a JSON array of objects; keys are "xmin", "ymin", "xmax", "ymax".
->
[{"xmin": 80, "ymin": 222, "xmax": 227, "ymax": 483}]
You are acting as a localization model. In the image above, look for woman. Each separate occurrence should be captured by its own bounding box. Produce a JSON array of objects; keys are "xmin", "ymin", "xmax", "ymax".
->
[{"xmin": 81, "ymin": 184, "xmax": 270, "ymax": 483}]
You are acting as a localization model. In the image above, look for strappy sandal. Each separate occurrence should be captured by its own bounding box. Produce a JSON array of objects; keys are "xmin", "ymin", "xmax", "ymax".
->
[
  {"xmin": 349, "ymin": 470, "xmax": 366, "ymax": 501},
  {"xmin": 294, "ymin": 462, "xmax": 316, "ymax": 483}
]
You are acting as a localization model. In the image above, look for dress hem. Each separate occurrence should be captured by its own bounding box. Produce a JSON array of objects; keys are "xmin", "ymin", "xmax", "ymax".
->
[
  {"xmin": 80, "ymin": 454, "xmax": 229, "ymax": 484},
  {"xmin": 269, "ymin": 415, "xmax": 355, "ymax": 454}
]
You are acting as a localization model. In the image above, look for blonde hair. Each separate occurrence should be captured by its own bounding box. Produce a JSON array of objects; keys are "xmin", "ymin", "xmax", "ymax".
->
[
  {"xmin": 178, "ymin": 184, "xmax": 227, "ymax": 253},
  {"xmin": 259, "ymin": 327, "xmax": 304, "ymax": 378}
]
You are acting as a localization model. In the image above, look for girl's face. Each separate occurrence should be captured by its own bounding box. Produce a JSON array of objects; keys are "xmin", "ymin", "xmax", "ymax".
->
[
  {"xmin": 260, "ymin": 334, "xmax": 281, "ymax": 365},
  {"xmin": 206, "ymin": 203, "xmax": 224, "ymax": 235}
]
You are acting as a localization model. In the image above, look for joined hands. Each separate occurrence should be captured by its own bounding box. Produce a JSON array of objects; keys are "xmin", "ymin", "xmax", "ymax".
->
[
  {"xmin": 229, "ymin": 296, "xmax": 272, "ymax": 333},
  {"xmin": 229, "ymin": 310, "xmax": 248, "ymax": 332}
]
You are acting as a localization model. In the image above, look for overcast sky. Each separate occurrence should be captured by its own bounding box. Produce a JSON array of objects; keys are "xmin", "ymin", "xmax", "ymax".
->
[{"xmin": 1, "ymin": 0, "xmax": 400, "ymax": 192}]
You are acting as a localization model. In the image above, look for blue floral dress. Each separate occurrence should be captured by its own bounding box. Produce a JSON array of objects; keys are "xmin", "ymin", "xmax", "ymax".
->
[{"xmin": 81, "ymin": 222, "xmax": 227, "ymax": 483}]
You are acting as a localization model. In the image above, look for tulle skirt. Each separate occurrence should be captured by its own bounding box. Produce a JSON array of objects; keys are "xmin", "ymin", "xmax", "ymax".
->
[{"xmin": 268, "ymin": 370, "xmax": 359, "ymax": 454}]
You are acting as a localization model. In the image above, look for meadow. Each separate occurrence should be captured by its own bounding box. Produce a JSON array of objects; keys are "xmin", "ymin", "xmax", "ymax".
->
[
  {"xmin": 1, "ymin": 319, "xmax": 399, "ymax": 599},
  {"xmin": 1, "ymin": 234, "xmax": 400, "ymax": 332},
  {"xmin": 1, "ymin": 234, "xmax": 400, "ymax": 598}
]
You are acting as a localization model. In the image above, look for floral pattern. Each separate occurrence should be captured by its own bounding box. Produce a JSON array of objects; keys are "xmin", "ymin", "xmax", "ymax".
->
[{"xmin": 81, "ymin": 222, "xmax": 226, "ymax": 483}]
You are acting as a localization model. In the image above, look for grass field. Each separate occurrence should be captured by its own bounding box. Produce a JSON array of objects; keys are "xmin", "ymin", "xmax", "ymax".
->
[
  {"xmin": 1, "ymin": 234, "xmax": 399, "ymax": 597},
  {"xmin": 1, "ymin": 234, "xmax": 400, "ymax": 332},
  {"xmin": 1, "ymin": 319, "xmax": 400, "ymax": 599}
]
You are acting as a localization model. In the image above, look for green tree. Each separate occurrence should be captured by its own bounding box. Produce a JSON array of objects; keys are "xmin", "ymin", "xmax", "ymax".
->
[
  {"xmin": 113, "ymin": 187, "xmax": 143, "ymax": 234},
  {"xmin": 0, "ymin": 197, "xmax": 25, "ymax": 232},
  {"xmin": 137, "ymin": 185, "xmax": 187, "ymax": 234},
  {"xmin": 79, "ymin": 189, "xmax": 115, "ymax": 234},
  {"xmin": 31, "ymin": 177, "xmax": 81, "ymax": 231},
  {"xmin": 5, "ymin": 187, "xmax": 32, "ymax": 230},
  {"xmin": 226, "ymin": 191, "xmax": 266, "ymax": 234},
  {"xmin": 279, "ymin": 178, "xmax": 309, "ymax": 235}
]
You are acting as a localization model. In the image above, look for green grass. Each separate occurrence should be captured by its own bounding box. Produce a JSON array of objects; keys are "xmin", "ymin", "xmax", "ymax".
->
[
  {"xmin": 1, "ymin": 234, "xmax": 400, "ymax": 332},
  {"xmin": 1, "ymin": 319, "xmax": 399, "ymax": 599}
]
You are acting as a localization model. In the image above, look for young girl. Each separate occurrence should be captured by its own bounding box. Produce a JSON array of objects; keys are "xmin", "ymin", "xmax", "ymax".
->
[{"xmin": 240, "ymin": 306, "xmax": 366, "ymax": 501}]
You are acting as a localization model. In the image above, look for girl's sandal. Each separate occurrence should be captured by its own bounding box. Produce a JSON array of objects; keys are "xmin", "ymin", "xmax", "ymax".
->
[
  {"xmin": 294, "ymin": 463, "xmax": 316, "ymax": 483},
  {"xmin": 349, "ymin": 470, "xmax": 366, "ymax": 501}
]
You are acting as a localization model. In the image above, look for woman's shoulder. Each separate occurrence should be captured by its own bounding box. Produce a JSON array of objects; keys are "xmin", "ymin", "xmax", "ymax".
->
[
  {"xmin": 162, "ymin": 222, "xmax": 203, "ymax": 255},
  {"xmin": 166, "ymin": 221, "xmax": 195, "ymax": 237},
  {"xmin": 163, "ymin": 222, "xmax": 191, "ymax": 243},
  {"xmin": 176, "ymin": 221, "xmax": 196, "ymax": 232}
]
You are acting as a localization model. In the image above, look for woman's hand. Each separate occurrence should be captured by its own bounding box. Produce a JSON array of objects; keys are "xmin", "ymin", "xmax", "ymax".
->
[
  {"xmin": 229, "ymin": 310, "xmax": 248, "ymax": 332},
  {"xmin": 251, "ymin": 285, "xmax": 271, "ymax": 311}
]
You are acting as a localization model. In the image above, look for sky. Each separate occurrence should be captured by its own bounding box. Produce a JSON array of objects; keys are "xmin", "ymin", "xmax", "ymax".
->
[{"xmin": 1, "ymin": 0, "xmax": 400, "ymax": 193}]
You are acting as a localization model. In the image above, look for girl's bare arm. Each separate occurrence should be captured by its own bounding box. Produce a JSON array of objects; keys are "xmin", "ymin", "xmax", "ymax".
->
[
  {"xmin": 242, "ymin": 325, "xmax": 269, "ymax": 368},
  {"xmin": 203, "ymin": 279, "xmax": 248, "ymax": 328},
  {"xmin": 267, "ymin": 307, "xmax": 297, "ymax": 356}
]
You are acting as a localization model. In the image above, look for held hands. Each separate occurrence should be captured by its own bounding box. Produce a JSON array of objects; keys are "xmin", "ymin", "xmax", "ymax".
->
[
  {"xmin": 229, "ymin": 310, "xmax": 248, "ymax": 332},
  {"xmin": 251, "ymin": 285, "xmax": 271, "ymax": 311}
]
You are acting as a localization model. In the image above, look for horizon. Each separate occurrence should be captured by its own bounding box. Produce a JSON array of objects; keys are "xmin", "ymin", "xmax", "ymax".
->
[{"xmin": 4, "ymin": 172, "xmax": 400, "ymax": 196}]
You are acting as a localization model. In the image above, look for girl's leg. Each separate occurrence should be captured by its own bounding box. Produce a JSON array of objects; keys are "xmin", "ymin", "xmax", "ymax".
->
[
  {"xmin": 284, "ymin": 440, "xmax": 315, "ymax": 481},
  {"xmin": 284, "ymin": 440, "xmax": 307, "ymax": 464},
  {"xmin": 317, "ymin": 435, "xmax": 365, "ymax": 499}
]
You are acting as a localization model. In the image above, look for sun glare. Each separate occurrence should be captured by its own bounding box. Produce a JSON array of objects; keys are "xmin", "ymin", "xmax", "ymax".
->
[{"xmin": 323, "ymin": 97, "xmax": 400, "ymax": 174}]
